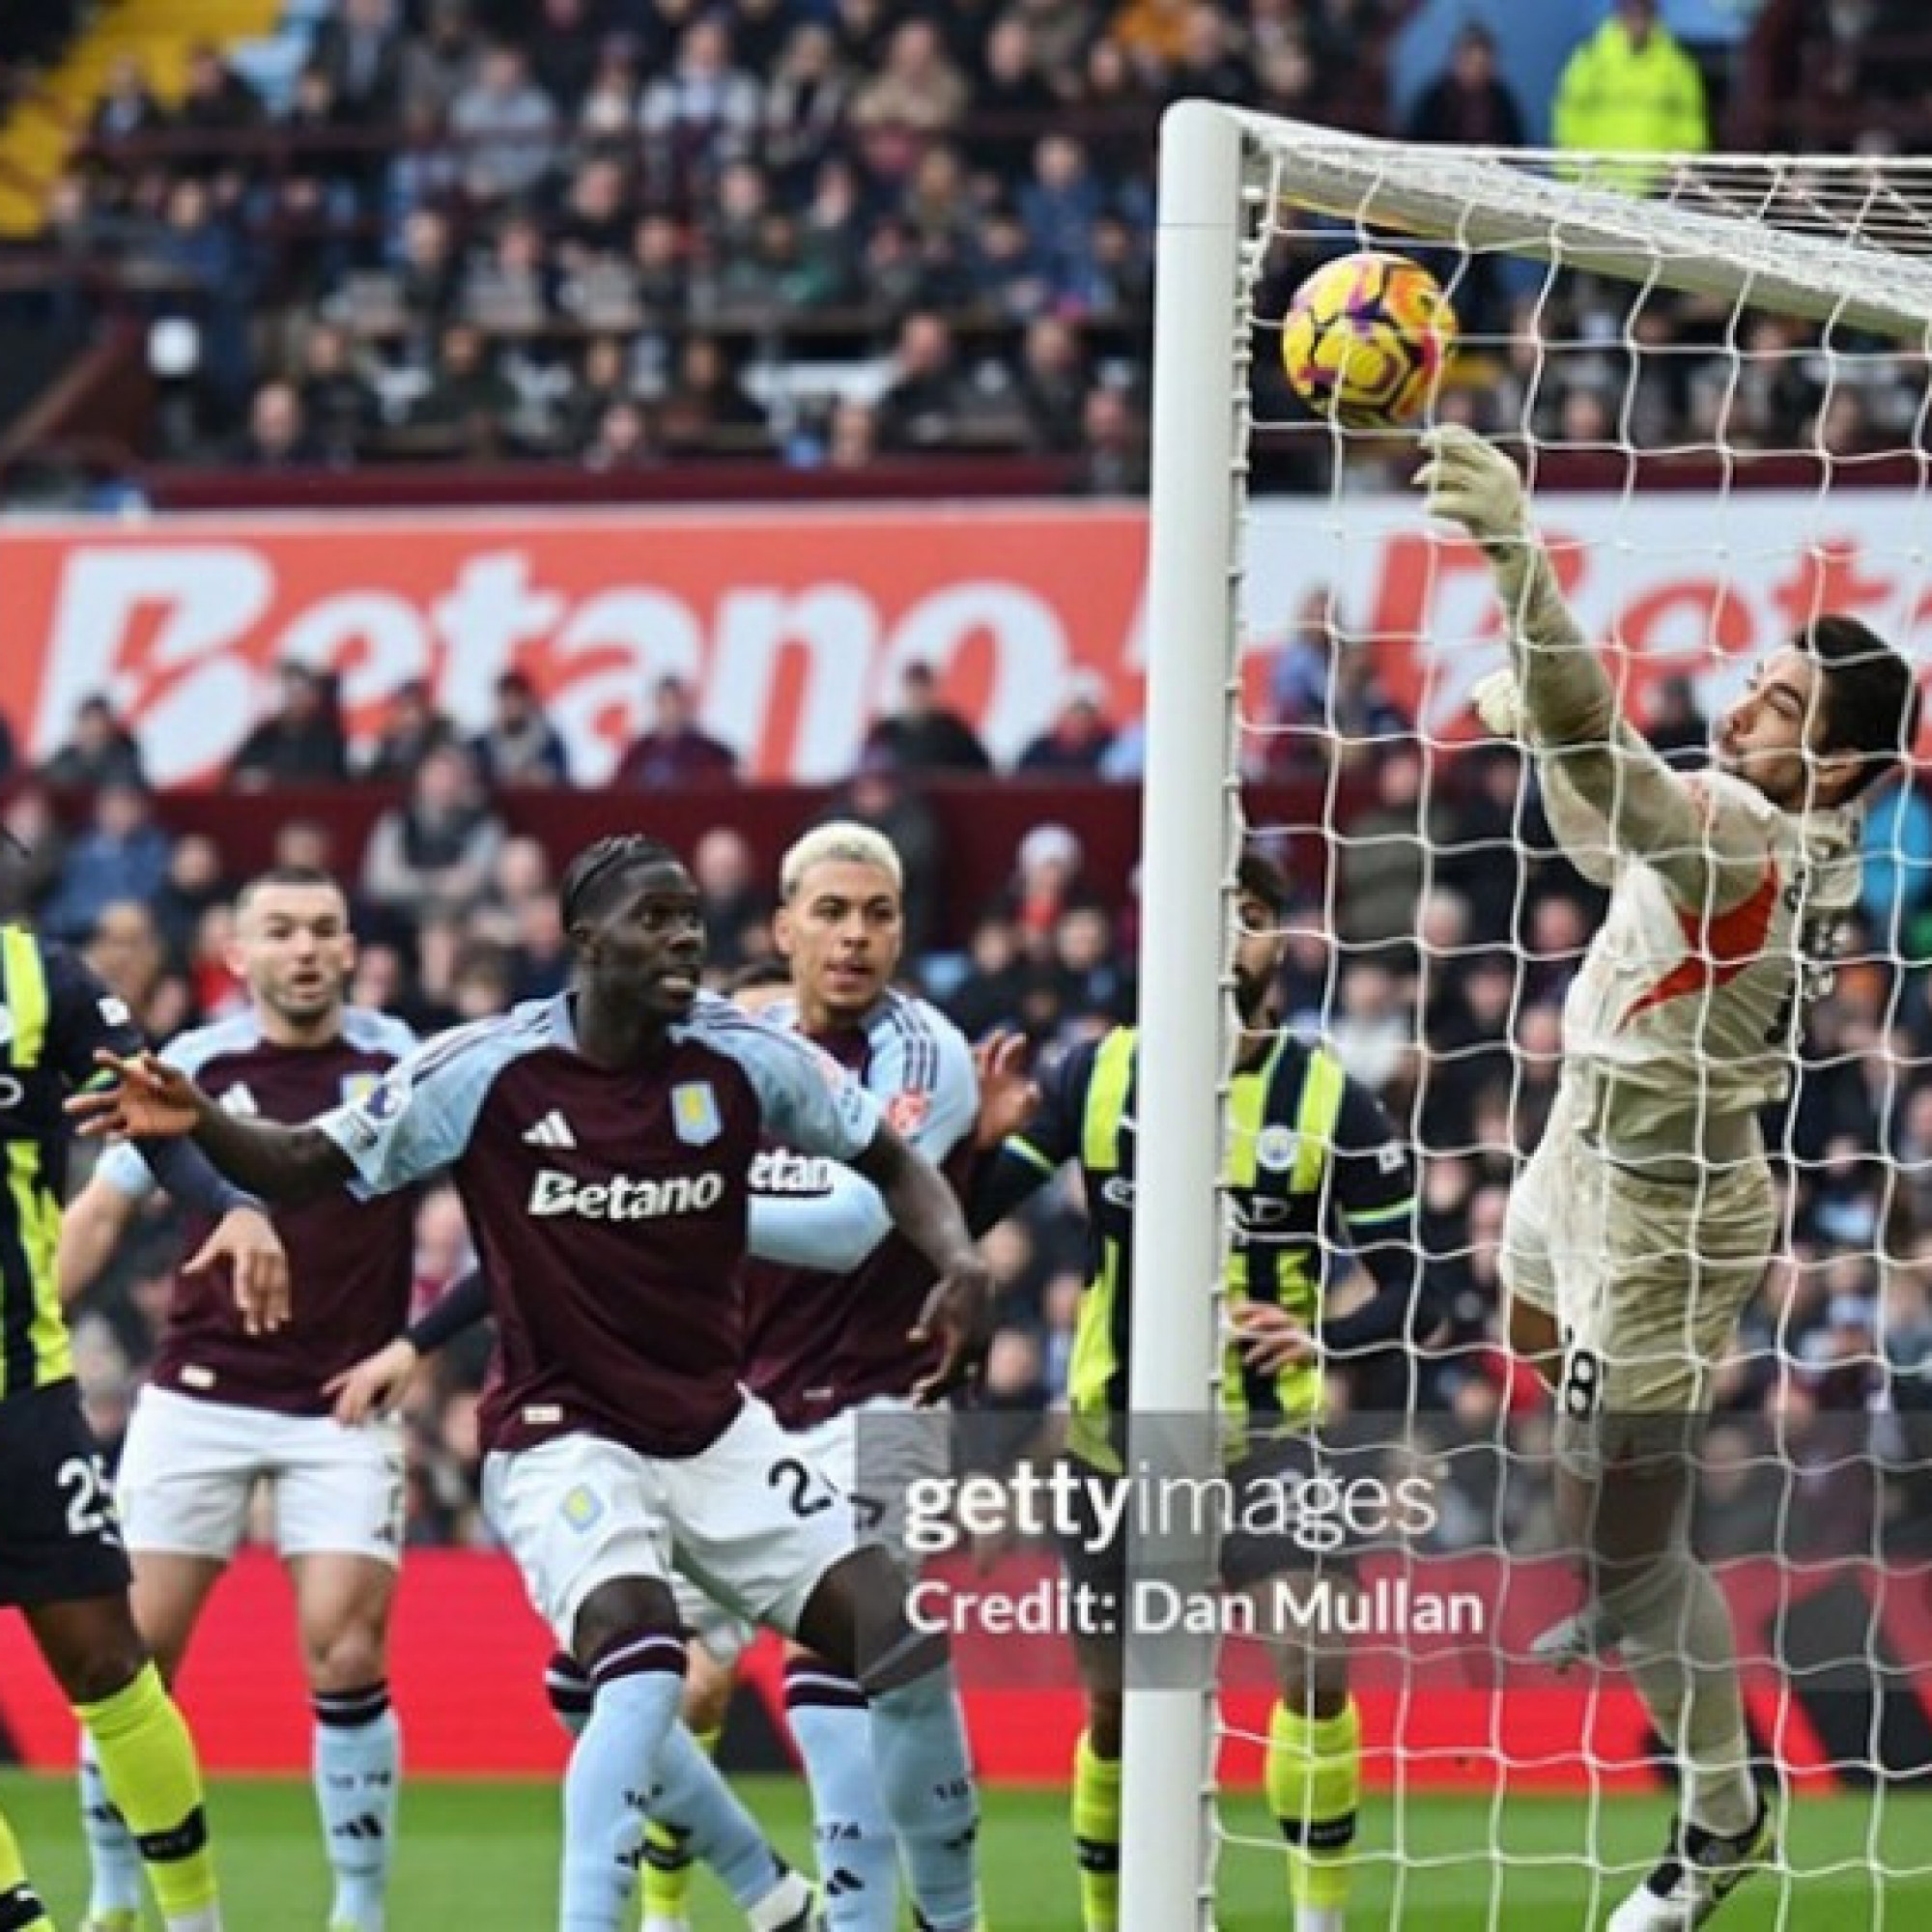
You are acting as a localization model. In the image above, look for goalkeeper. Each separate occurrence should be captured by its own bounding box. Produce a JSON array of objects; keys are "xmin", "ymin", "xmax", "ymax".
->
[
  {"xmin": 970, "ymin": 846, "xmax": 1435, "ymax": 1932},
  {"xmin": 1418, "ymin": 424, "xmax": 1918, "ymax": 1929}
]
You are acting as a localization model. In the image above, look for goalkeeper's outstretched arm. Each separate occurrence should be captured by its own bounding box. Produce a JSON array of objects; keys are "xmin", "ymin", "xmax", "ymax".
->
[{"xmin": 1418, "ymin": 426, "xmax": 1767, "ymax": 912}]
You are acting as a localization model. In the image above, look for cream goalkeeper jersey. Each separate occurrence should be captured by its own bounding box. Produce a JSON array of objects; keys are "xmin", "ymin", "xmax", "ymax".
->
[{"xmin": 1544, "ymin": 757, "xmax": 1861, "ymax": 1154}]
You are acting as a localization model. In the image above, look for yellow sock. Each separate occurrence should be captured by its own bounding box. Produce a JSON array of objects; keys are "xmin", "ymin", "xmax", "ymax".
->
[
  {"xmin": 1265, "ymin": 1697, "xmax": 1360, "ymax": 1914},
  {"xmin": 0, "ymin": 1806, "xmax": 54, "ymax": 1928},
  {"xmin": 75, "ymin": 1662, "xmax": 218, "ymax": 1923},
  {"xmin": 1071, "ymin": 1730, "xmax": 1122, "ymax": 1932},
  {"xmin": 639, "ymin": 1722, "xmax": 721, "ymax": 1926}
]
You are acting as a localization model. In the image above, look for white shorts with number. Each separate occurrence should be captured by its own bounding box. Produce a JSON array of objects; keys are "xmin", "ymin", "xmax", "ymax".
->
[
  {"xmin": 1501, "ymin": 1099, "xmax": 1775, "ymax": 1469},
  {"xmin": 791, "ymin": 1394, "xmax": 950, "ymax": 1577},
  {"xmin": 663, "ymin": 1394, "xmax": 948, "ymax": 1664},
  {"xmin": 116, "ymin": 1386, "xmax": 406, "ymax": 1566},
  {"xmin": 482, "ymin": 1394, "xmax": 856, "ymax": 1651}
]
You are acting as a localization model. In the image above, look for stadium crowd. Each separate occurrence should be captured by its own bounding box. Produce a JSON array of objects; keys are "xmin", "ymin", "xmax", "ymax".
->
[
  {"xmin": 1, "ymin": 635, "xmax": 1928, "ymax": 1564},
  {"xmin": 6, "ymin": 0, "xmax": 1932, "ymax": 497}
]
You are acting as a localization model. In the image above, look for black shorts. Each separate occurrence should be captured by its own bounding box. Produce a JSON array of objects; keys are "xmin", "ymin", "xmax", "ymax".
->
[
  {"xmin": 1058, "ymin": 1432, "xmax": 1357, "ymax": 1607},
  {"xmin": 0, "ymin": 1380, "xmax": 132, "ymax": 1606}
]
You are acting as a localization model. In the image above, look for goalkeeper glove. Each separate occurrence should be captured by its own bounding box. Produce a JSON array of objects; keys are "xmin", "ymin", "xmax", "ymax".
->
[{"xmin": 1415, "ymin": 423, "xmax": 1528, "ymax": 554}]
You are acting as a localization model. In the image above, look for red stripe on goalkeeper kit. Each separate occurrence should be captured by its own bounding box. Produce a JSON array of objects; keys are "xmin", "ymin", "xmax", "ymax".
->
[{"xmin": 1618, "ymin": 857, "xmax": 1780, "ymax": 1028}]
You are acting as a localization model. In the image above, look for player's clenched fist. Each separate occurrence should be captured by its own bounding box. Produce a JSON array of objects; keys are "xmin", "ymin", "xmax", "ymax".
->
[{"xmin": 1415, "ymin": 423, "xmax": 1528, "ymax": 553}]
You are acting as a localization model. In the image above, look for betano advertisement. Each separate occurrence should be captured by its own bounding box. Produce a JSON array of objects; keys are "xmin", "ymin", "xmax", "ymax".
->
[{"xmin": 4, "ymin": 492, "xmax": 1930, "ymax": 786}]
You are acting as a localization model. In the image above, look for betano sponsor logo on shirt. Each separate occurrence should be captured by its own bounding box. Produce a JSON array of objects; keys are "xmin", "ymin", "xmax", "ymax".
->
[
  {"xmin": 748, "ymin": 1147, "xmax": 837, "ymax": 1195},
  {"xmin": 526, "ymin": 1167, "xmax": 724, "ymax": 1221}
]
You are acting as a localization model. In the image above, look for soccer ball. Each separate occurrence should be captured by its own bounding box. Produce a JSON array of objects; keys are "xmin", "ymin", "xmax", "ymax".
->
[{"xmin": 1279, "ymin": 251, "xmax": 1458, "ymax": 429}]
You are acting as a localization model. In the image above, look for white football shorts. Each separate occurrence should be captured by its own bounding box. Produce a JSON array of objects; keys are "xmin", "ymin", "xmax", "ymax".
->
[
  {"xmin": 482, "ymin": 1394, "xmax": 857, "ymax": 1651},
  {"xmin": 1502, "ymin": 1089, "xmax": 1775, "ymax": 1468},
  {"xmin": 116, "ymin": 1385, "xmax": 405, "ymax": 1566}
]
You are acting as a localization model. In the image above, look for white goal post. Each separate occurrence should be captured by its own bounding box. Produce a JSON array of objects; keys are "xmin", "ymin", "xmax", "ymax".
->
[{"xmin": 1127, "ymin": 99, "xmax": 1932, "ymax": 1931}]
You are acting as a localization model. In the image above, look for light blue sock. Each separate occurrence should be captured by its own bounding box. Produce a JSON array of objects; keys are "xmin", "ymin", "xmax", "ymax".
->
[
  {"xmin": 78, "ymin": 1729, "xmax": 144, "ymax": 1918},
  {"xmin": 786, "ymin": 1661, "xmax": 898, "ymax": 1931},
  {"xmin": 868, "ymin": 1662, "xmax": 980, "ymax": 1932},
  {"xmin": 562, "ymin": 1649, "xmax": 684, "ymax": 1932},
  {"xmin": 313, "ymin": 1684, "xmax": 402, "ymax": 1931},
  {"xmin": 649, "ymin": 1722, "xmax": 796, "ymax": 1911}
]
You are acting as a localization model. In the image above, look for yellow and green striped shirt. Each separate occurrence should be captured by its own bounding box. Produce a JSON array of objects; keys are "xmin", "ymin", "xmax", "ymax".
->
[
  {"xmin": 984, "ymin": 1024, "xmax": 1417, "ymax": 1466},
  {"xmin": 0, "ymin": 924, "xmax": 147, "ymax": 1400}
]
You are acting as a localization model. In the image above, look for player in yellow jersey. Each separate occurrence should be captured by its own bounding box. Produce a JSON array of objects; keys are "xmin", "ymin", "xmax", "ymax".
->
[
  {"xmin": 0, "ymin": 889, "xmax": 287, "ymax": 1932},
  {"xmin": 970, "ymin": 848, "xmax": 1435, "ymax": 1932}
]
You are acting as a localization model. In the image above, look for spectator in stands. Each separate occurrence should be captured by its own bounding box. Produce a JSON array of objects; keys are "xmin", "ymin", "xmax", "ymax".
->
[
  {"xmin": 1013, "ymin": 316, "xmax": 1092, "ymax": 453},
  {"xmin": 295, "ymin": 324, "xmax": 379, "ymax": 468},
  {"xmin": 1045, "ymin": 901, "xmax": 1134, "ymax": 1030},
  {"xmin": 470, "ymin": 668, "xmax": 570, "ymax": 787},
  {"xmin": 1553, "ymin": 0, "xmax": 1709, "ymax": 159},
  {"xmin": 360, "ymin": 741, "xmax": 506, "ymax": 923},
  {"xmin": 849, "ymin": 16, "xmax": 970, "ymax": 151},
  {"xmin": 40, "ymin": 693, "xmax": 145, "ymax": 791},
  {"xmin": 170, "ymin": 43, "xmax": 264, "ymax": 184},
  {"xmin": 553, "ymin": 156, "xmax": 634, "ymax": 272},
  {"xmin": 448, "ymin": 42, "xmax": 556, "ymax": 205},
  {"xmin": 459, "ymin": 212, "xmax": 554, "ymax": 335},
  {"xmin": 232, "ymin": 380, "xmax": 325, "ymax": 468},
  {"xmin": 873, "ymin": 311, "xmax": 976, "ymax": 453},
  {"xmin": 691, "ymin": 826, "xmax": 774, "ymax": 972},
  {"xmin": 230, "ymin": 663, "xmax": 352, "ymax": 788},
  {"xmin": 761, "ymin": 20, "xmax": 853, "ymax": 197},
  {"xmin": 89, "ymin": 53, "xmax": 165, "ymax": 148},
  {"xmin": 362, "ymin": 679, "xmax": 458, "ymax": 782},
  {"xmin": 639, "ymin": 14, "xmax": 760, "ymax": 204},
  {"xmin": 947, "ymin": 910, "xmax": 1035, "ymax": 1043},
  {"xmin": 0, "ymin": 782, "xmax": 65, "ymax": 919},
  {"xmin": 406, "ymin": 323, "xmax": 519, "ymax": 459},
  {"xmin": 612, "ymin": 673, "xmax": 738, "ymax": 785},
  {"xmin": 1019, "ymin": 134, "xmax": 1108, "ymax": 310},
  {"xmin": 1068, "ymin": 382, "xmax": 1150, "ymax": 497},
  {"xmin": 822, "ymin": 750, "xmax": 948, "ymax": 955},
  {"xmin": 655, "ymin": 334, "xmax": 770, "ymax": 455},
  {"xmin": 1161, "ymin": 3, "xmax": 1256, "ymax": 103},
  {"xmin": 83, "ymin": 896, "xmax": 190, "ymax": 1039},
  {"xmin": 583, "ymin": 396, "xmax": 658, "ymax": 469},
  {"xmin": 1404, "ymin": 22, "xmax": 1526, "ymax": 149},
  {"xmin": 389, "ymin": 207, "xmax": 460, "ymax": 339},
  {"xmin": 576, "ymin": 38, "xmax": 639, "ymax": 152},
  {"xmin": 974, "ymin": 14, "xmax": 1061, "ymax": 184},
  {"xmin": 151, "ymin": 832, "xmax": 229, "ymax": 968},
  {"xmin": 862, "ymin": 660, "xmax": 993, "ymax": 776},
  {"xmin": 1014, "ymin": 673, "xmax": 1117, "ymax": 776},
  {"xmin": 311, "ymin": 0, "xmax": 408, "ymax": 130},
  {"xmin": 820, "ymin": 395, "xmax": 883, "ymax": 469},
  {"xmin": 399, "ymin": 0, "xmax": 477, "ymax": 126},
  {"xmin": 40, "ymin": 781, "xmax": 172, "ymax": 945},
  {"xmin": 529, "ymin": 0, "xmax": 600, "ymax": 113},
  {"xmin": 996, "ymin": 821, "xmax": 1100, "ymax": 964}
]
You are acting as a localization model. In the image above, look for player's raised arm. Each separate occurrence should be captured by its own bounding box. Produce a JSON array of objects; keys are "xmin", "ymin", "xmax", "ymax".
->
[
  {"xmin": 1418, "ymin": 424, "xmax": 1766, "ymax": 909},
  {"xmin": 69, "ymin": 1050, "xmax": 355, "ymax": 1203}
]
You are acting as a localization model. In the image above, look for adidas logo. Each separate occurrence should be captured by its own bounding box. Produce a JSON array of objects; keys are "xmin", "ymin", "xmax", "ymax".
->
[{"xmin": 522, "ymin": 1110, "xmax": 577, "ymax": 1149}]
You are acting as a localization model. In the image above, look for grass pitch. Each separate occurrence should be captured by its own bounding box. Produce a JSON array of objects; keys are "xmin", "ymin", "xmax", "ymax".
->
[{"xmin": 1, "ymin": 1771, "xmax": 1927, "ymax": 1926}]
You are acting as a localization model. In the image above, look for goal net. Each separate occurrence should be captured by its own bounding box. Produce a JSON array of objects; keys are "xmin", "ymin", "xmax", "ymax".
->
[{"xmin": 1127, "ymin": 102, "xmax": 1932, "ymax": 1929}]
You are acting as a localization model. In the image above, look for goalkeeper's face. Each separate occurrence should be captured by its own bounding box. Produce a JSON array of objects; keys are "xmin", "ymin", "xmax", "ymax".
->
[
  {"xmin": 1232, "ymin": 889, "xmax": 1287, "ymax": 1024},
  {"xmin": 1715, "ymin": 646, "xmax": 1833, "ymax": 811}
]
